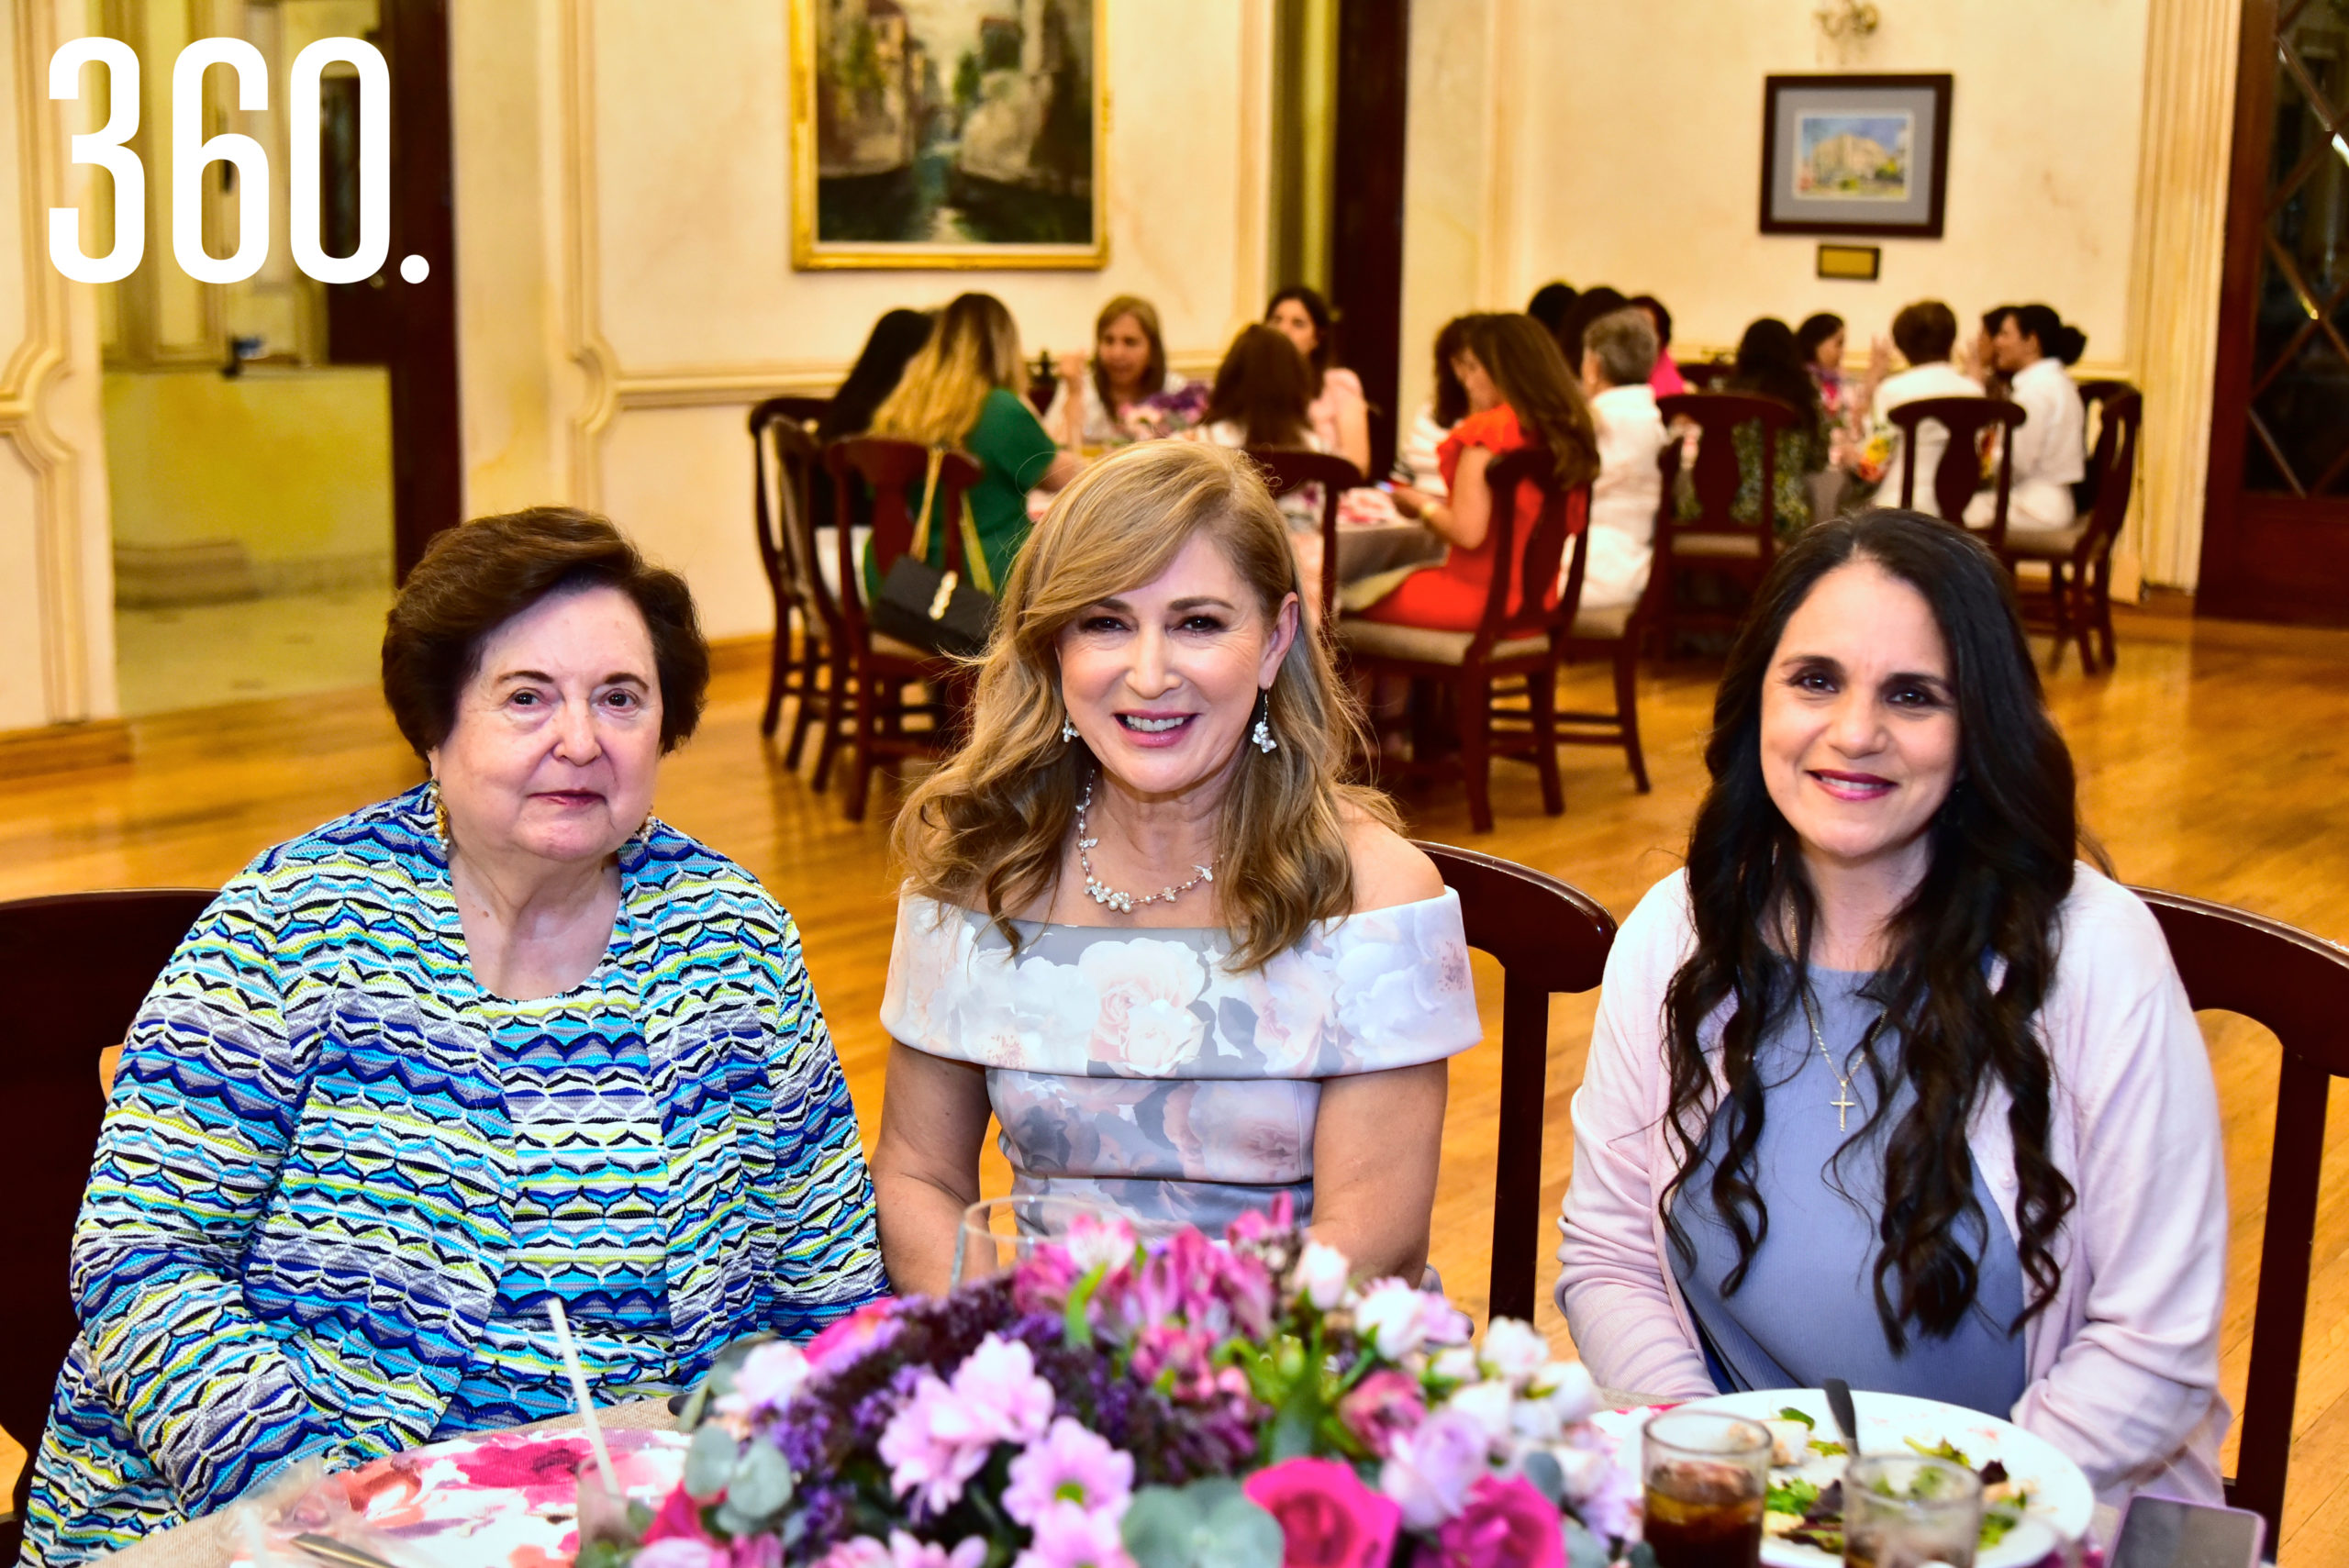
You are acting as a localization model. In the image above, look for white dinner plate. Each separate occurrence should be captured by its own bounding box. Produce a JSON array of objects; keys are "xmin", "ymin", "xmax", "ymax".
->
[{"xmin": 1677, "ymin": 1387, "xmax": 2089, "ymax": 1568}]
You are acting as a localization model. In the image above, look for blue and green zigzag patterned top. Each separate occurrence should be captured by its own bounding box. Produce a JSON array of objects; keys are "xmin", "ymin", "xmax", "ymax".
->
[{"xmin": 19, "ymin": 784, "xmax": 886, "ymax": 1566}]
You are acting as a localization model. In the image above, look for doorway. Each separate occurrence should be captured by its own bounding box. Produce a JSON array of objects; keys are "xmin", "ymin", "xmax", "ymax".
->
[
  {"xmin": 2200, "ymin": 0, "xmax": 2349, "ymax": 623},
  {"xmin": 95, "ymin": 0, "xmax": 459, "ymax": 715}
]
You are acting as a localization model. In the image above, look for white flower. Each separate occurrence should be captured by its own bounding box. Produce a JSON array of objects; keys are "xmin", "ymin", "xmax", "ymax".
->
[
  {"xmin": 1355, "ymin": 1278, "xmax": 1435, "ymax": 1359},
  {"xmin": 1477, "ymin": 1318, "xmax": 1550, "ymax": 1384},
  {"xmin": 1431, "ymin": 1346, "xmax": 1478, "ymax": 1384},
  {"xmin": 1529, "ymin": 1360, "xmax": 1598, "ymax": 1426},
  {"xmin": 1077, "ymin": 940, "xmax": 1208, "ymax": 1076},
  {"xmin": 718, "ymin": 1340, "xmax": 812, "ymax": 1418},
  {"xmin": 1295, "ymin": 1240, "xmax": 1353, "ymax": 1310},
  {"xmin": 1445, "ymin": 1380, "xmax": 1516, "ymax": 1449},
  {"xmin": 1065, "ymin": 1212, "xmax": 1138, "ymax": 1274}
]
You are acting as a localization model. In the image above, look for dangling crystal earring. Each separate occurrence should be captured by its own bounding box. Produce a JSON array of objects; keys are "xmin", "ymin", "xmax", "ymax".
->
[
  {"xmin": 1252, "ymin": 692, "xmax": 1277, "ymax": 753},
  {"xmin": 1061, "ymin": 716, "xmax": 1078, "ymax": 743}
]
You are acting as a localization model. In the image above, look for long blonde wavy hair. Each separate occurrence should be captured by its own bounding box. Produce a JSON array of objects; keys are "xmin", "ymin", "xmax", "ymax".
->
[
  {"xmin": 892, "ymin": 440, "xmax": 1395, "ymax": 970},
  {"xmin": 871, "ymin": 292, "xmax": 1025, "ymax": 449}
]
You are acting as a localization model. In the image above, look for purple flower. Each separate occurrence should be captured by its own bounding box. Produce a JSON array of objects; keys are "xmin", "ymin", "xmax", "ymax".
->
[
  {"xmin": 1353, "ymin": 1280, "xmax": 1471, "ymax": 1361},
  {"xmin": 1336, "ymin": 1369, "xmax": 1426, "ymax": 1459},
  {"xmin": 1003, "ymin": 1418, "xmax": 1134, "ymax": 1527},
  {"xmin": 1012, "ymin": 1506, "xmax": 1136, "ymax": 1568},
  {"xmin": 1380, "ymin": 1408, "xmax": 1492, "ymax": 1529}
]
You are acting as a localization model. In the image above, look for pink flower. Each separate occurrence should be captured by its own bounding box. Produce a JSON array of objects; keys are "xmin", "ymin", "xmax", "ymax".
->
[
  {"xmin": 948, "ymin": 1334, "xmax": 1056, "ymax": 1446},
  {"xmin": 812, "ymin": 1540, "xmax": 892, "ymax": 1568},
  {"xmin": 718, "ymin": 1340, "xmax": 813, "ymax": 1418},
  {"xmin": 1379, "ymin": 1408, "xmax": 1491, "ymax": 1529},
  {"xmin": 1012, "ymin": 1507, "xmax": 1135, "ymax": 1568},
  {"xmin": 1336, "ymin": 1370, "xmax": 1426, "ymax": 1459},
  {"xmin": 1226, "ymin": 1192, "xmax": 1297, "ymax": 1243},
  {"xmin": 1354, "ymin": 1281, "xmax": 1472, "ymax": 1361},
  {"xmin": 640, "ymin": 1485, "xmax": 714, "ymax": 1544},
  {"xmin": 876, "ymin": 1373, "xmax": 992, "ymax": 1514},
  {"xmin": 635, "ymin": 1541, "xmax": 726, "ymax": 1568},
  {"xmin": 1432, "ymin": 1476, "xmax": 1565, "ymax": 1568},
  {"xmin": 727, "ymin": 1535, "xmax": 784, "ymax": 1568},
  {"xmin": 886, "ymin": 1535, "xmax": 988, "ymax": 1568},
  {"xmin": 1003, "ymin": 1418, "xmax": 1134, "ymax": 1527},
  {"xmin": 1242, "ymin": 1457, "xmax": 1402, "ymax": 1568},
  {"xmin": 806, "ymin": 1302, "xmax": 900, "ymax": 1375}
]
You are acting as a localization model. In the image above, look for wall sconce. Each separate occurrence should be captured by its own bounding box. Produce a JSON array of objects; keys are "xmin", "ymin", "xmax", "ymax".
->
[{"xmin": 1815, "ymin": 0, "xmax": 1881, "ymax": 45}]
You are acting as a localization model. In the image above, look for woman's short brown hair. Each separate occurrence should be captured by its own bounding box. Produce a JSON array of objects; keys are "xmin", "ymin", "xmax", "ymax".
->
[{"xmin": 382, "ymin": 507, "xmax": 708, "ymax": 759}]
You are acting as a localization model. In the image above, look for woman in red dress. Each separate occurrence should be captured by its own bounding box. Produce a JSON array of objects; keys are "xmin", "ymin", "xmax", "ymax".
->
[{"xmin": 1357, "ymin": 312, "xmax": 1599, "ymax": 631}]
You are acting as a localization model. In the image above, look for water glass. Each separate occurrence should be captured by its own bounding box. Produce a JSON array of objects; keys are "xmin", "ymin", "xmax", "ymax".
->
[
  {"xmin": 950, "ymin": 1194, "xmax": 1119, "ymax": 1288},
  {"xmin": 573, "ymin": 1459, "xmax": 636, "ymax": 1551},
  {"xmin": 1642, "ymin": 1409, "xmax": 1770, "ymax": 1568},
  {"xmin": 1842, "ymin": 1453, "xmax": 1985, "ymax": 1568}
]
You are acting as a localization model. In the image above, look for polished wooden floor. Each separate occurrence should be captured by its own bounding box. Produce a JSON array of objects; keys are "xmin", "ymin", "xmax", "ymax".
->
[{"xmin": 5, "ymin": 606, "xmax": 2349, "ymax": 1560}]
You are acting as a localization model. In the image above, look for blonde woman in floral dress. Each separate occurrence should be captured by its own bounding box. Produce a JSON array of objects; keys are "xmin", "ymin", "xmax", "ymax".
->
[{"xmin": 870, "ymin": 441, "xmax": 1481, "ymax": 1296}]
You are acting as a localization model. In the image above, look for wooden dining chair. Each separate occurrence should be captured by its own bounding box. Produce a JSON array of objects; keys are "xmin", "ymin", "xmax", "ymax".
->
[
  {"xmin": 2007, "ymin": 390, "xmax": 2143, "ymax": 674},
  {"xmin": 1243, "ymin": 446, "xmax": 1365, "ymax": 628},
  {"xmin": 2071, "ymin": 379, "xmax": 2137, "ymax": 518},
  {"xmin": 824, "ymin": 438, "xmax": 984, "ymax": 822},
  {"xmin": 0, "ymin": 887, "xmax": 216, "ymax": 1558},
  {"xmin": 1890, "ymin": 395, "xmax": 2026, "ymax": 543},
  {"xmin": 2131, "ymin": 887, "xmax": 2349, "ymax": 1553},
  {"xmin": 1413, "ymin": 842, "xmax": 1617, "ymax": 1324},
  {"xmin": 1647, "ymin": 392, "xmax": 1800, "ymax": 655},
  {"xmin": 1339, "ymin": 450, "xmax": 1592, "ymax": 833},
  {"xmin": 751, "ymin": 398, "xmax": 843, "ymax": 775}
]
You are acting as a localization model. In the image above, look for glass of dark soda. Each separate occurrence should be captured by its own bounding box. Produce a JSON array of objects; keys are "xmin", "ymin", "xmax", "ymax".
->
[{"xmin": 1642, "ymin": 1410, "xmax": 1771, "ymax": 1568}]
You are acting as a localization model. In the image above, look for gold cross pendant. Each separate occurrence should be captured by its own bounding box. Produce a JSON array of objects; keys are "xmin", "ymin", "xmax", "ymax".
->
[{"xmin": 1831, "ymin": 1087, "xmax": 1858, "ymax": 1132}]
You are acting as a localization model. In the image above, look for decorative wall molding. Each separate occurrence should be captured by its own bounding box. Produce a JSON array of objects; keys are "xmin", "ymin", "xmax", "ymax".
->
[
  {"xmin": 7, "ymin": 0, "xmax": 97, "ymax": 726},
  {"xmin": 2124, "ymin": 0, "xmax": 2243, "ymax": 590}
]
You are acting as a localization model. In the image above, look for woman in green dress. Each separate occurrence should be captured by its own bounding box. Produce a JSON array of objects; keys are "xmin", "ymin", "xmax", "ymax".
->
[{"xmin": 862, "ymin": 292, "xmax": 1085, "ymax": 599}]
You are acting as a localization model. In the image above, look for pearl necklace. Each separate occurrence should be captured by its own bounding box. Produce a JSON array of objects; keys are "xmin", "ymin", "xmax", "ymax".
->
[{"xmin": 1074, "ymin": 774, "xmax": 1215, "ymax": 915}]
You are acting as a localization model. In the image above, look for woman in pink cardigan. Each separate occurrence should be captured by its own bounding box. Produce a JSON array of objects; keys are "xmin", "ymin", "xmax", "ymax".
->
[{"xmin": 1556, "ymin": 509, "xmax": 2227, "ymax": 1507}]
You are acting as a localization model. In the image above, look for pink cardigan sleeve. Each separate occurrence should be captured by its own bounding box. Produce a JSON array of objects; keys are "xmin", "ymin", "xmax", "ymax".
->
[
  {"xmin": 1555, "ymin": 874, "xmax": 1717, "ymax": 1397},
  {"xmin": 2008, "ymin": 875, "xmax": 2229, "ymax": 1499}
]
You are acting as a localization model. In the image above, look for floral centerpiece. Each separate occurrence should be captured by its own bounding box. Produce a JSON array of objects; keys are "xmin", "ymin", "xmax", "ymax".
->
[
  {"xmin": 1117, "ymin": 381, "xmax": 1211, "ymax": 444},
  {"xmin": 598, "ymin": 1205, "xmax": 1640, "ymax": 1568}
]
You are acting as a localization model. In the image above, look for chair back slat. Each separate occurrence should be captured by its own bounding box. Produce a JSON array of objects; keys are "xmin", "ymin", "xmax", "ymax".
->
[
  {"xmin": 1468, "ymin": 447, "xmax": 1589, "ymax": 658},
  {"xmin": 751, "ymin": 400, "xmax": 837, "ymax": 638},
  {"xmin": 2131, "ymin": 886, "xmax": 2349, "ymax": 1550},
  {"xmin": 1415, "ymin": 843, "xmax": 1616, "ymax": 1323},
  {"xmin": 1655, "ymin": 392, "xmax": 1800, "ymax": 557},
  {"xmin": 2080, "ymin": 391, "xmax": 2143, "ymax": 562},
  {"xmin": 826, "ymin": 438, "xmax": 984, "ymax": 640},
  {"xmin": 1244, "ymin": 447, "xmax": 1364, "ymax": 626},
  {"xmin": 0, "ymin": 887, "xmax": 217, "ymax": 1551},
  {"xmin": 1888, "ymin": 395, "xmax": 2026, "ymax": 542},
  {"xmin": 2073, "ymin": 379, "xmax": 2136, "ymax": 515}
]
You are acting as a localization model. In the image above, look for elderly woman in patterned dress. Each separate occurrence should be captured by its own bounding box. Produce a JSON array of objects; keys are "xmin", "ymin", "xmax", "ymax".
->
[
  {"xmin": 20, "ymin": 510, "xmax": 885, "ymax": 1565},
  {"xmin": 871, "ymin": 441, "xmax": 1483, "ymax": 1296}
]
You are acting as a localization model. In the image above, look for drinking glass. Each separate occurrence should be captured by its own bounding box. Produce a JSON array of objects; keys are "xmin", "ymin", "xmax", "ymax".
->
[
  {"xmin": 1642, "ymin": 1409, "xmax": 1770, "ymax": 1568},
  {"xmin": 1842, "ymin": 1453, "xmax": 1985, "ymax": 1568},
  {"xmin": 950, "ymin": 1195, "xmax": 1119, "ymax": 1288}
]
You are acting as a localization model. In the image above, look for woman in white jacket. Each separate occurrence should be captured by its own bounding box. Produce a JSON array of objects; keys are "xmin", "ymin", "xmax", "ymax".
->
[
  {"xmin": 1556, "ymin": 509, "xmax": 2226, "ymax": 1507},
  {"xmin": 1965, "ymin": 305, "xmax": 2088, "ymax": 536}
]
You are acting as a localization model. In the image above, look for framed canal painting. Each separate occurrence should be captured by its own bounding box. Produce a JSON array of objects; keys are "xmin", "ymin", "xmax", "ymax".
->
[
  {"xmin": 792, "ymin": 0, "xmax": 1108, "ymax": 270},
  {"xmin": 1759, "ymin": 73, "xmax": 1952, "ymax": 239}
]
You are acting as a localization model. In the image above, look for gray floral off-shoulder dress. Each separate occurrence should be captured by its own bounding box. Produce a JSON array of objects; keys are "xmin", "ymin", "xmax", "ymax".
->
[{"xmin": 881, "ymin": 891, "xmax": 1484, "ymax": 1235}]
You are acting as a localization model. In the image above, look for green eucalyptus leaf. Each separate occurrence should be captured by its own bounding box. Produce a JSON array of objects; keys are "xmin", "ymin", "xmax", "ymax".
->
[
  {"xmin": 727, "ymin": 1440, "xmax": 796, "ymax": 1518},
  {"xmin": 1520, "ymin": 1447, "xmax": 1566, "ymax": 1507},
  {"xmin": 711, "ymin": 1498, "xmax": 763, "ymax": 1539},
  {"xmin": 1119, "ymin": 1481, "xmax": 1281, "ymax": 1568},
  {"xmin": 1563, "ymin": 1518, "xmax": 1616, "ymax": 1568},
  {"xmin": 684, "ymin": 1422, "xmax": 741, "ymax": 1501}
]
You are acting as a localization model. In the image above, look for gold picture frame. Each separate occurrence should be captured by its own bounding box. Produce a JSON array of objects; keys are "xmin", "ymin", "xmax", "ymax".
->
[{"xmin": 790, "ymin": 0, "xmax": 1108, "ymax": 271}]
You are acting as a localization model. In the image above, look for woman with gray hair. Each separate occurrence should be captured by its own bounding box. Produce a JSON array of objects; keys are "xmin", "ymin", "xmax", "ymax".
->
[{"xmin": 1577, "ymin": 306, "xmax": 1670, "ymax": 611}]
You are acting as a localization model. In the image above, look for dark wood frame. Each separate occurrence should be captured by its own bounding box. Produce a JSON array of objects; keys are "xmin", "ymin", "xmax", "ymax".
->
[
  {"xmin": 1759, "ymin": 72, "xmax": 1953, "ymax": 239},
  {"xmin": 383, "ymin": 0, "xmax": 464, "ymax": 583},
  {"xmin": 2197, "ymin": 0, "xmax": 2349, "ymax": 624}
]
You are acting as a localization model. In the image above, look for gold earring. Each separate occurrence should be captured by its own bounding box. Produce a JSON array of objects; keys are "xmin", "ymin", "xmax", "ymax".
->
[{"xmin": 427, "ymin": 779, "xmax": 451, "ymax": 847}]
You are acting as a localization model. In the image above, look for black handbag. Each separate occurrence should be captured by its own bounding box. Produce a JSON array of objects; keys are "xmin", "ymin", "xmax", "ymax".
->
[{"xmin": 871, "ymin": 447, "xmax": 998, "ymax": 659}]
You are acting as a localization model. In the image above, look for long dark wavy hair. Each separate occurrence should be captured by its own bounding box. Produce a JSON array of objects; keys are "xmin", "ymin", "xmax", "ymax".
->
[
  {"xmin": 1660, "ymin": 511, "xmax": 2096, "ymax": 1348},
  {"xmin": 1463, "ymin": 313, "xmax": 1599, "ymax": 490}
]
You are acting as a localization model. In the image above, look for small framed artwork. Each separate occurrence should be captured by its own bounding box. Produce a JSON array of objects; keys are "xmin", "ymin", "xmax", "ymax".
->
[
  {"xmin": 790, "ymin": 0, "xmax": 1108, "ymax": 270},
  {"xmin": 1760, "ymin": 73, "xmax": 1952, "ymax": 239},
  {"xmin": 1816, "ymin": 243, "xmax": 1883, "ymax": 281}
]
